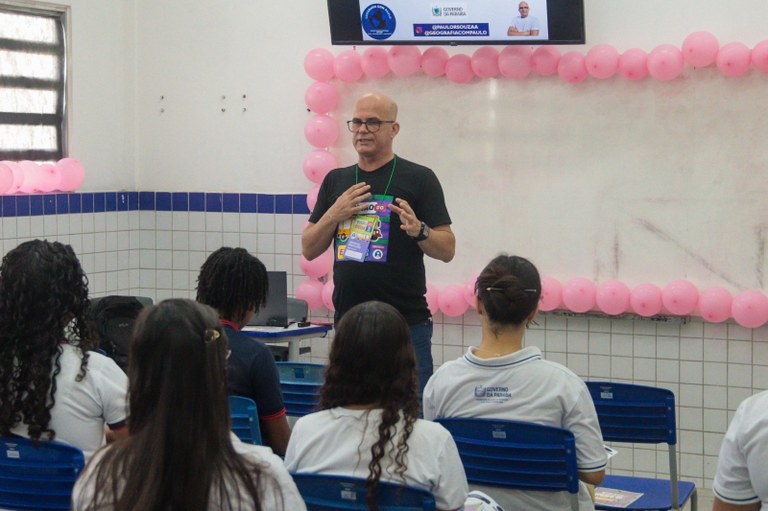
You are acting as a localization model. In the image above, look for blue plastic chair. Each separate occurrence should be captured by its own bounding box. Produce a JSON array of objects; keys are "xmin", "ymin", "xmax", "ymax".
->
[
  {"xmin": 275, "ymin": 362, "xmax": 325, "ymax": 417},
  {"xmin": 291, "ymin": 473, "xmax": 437, "ymax": 511},
  {"xmin": 229, "ymin": 395, "xmax": 262, "ymax": 445},
  {"xmin": 0, "ymin": 436, "xmax": 85, "ymax": 511},
  {"xmin": 585, "ymin": 381, "xmax": 697, "ymax": 511},
  {"xmin": 435, "ymin": 417, "xmax": 580, "ymax": 511}
]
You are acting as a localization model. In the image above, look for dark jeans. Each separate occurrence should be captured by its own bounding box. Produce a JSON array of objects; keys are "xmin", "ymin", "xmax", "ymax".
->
[{"xmin": 409, "ymin": 318, "xmax": 434, "ymax": 400}]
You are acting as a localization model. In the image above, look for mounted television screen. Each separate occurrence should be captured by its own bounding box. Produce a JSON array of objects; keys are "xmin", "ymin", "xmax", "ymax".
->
[{"xmin": 327, "ymin": 0, "xmax": 585, "ymax": 46}]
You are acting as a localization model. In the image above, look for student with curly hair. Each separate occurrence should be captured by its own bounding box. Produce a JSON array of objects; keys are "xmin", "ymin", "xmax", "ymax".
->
[
  {"xmin": 196, "ymin": 247, "xmax": 291, "ymax": 456},
  {"xmin": 423, "ymin": 254, "xmax": 607, "ymax": 511},
  {"xmin": 285, "ymin": 301, "xmax": 468, "ymax": 511},
  {"xmin": 0, "ymin": 239, "xmax": 128, "ymax": 460},
  {"xmin": 72, "ymin": 299, "xmax": 305, "ymax": 511}
]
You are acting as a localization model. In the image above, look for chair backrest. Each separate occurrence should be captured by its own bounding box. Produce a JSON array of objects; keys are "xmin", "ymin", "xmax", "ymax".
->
[
  {"xmin": 275, "ymin": 362, "xmax": 325, "ymax": 417},
  {"xmin": 584, "ymin": 381, "xmax": 676, "ymax": 445},
  {"xmin": 435, "ymin": 418, "xmax": 580, "ymax": 511},
  {"xmin": 229, "ymin": 395, "xmax": 262, "ymax": 445},
  {"xmin": 0, "ymin": 436, "xmax": 85, "ymax": 511},
  {"xmin": 291, "ymin": 473, "xmax": 437, "ymax": 511},
  {"xmin": 585, "ymin": 381, "xmax": 681, "ymax": 505}
]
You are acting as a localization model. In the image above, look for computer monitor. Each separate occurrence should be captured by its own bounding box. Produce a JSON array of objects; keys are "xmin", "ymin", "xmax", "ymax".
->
[{"xmin": 247, "ymin": 271, "xmax": 289, "ymax": 327}]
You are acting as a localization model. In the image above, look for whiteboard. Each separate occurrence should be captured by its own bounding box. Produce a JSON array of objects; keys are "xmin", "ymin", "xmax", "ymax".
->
[{"xmin": 325, "ymin": 70, "xmax": 768, "ymax": 293}]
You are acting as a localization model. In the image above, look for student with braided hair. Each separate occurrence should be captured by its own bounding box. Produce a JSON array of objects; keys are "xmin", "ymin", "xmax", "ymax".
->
[
  {"xmin": 285, "ymin": 301, "xmax": 468, "ymax": 511},
  {"xmin": 423, "ymin": 254, "xmax": 607, "ymax": 511},
  {"xmin": 0, "ymin": 239, "xmax": 128, "ymax": 460},
  {"xmin": 196, "ymin": 247, "xmax": 290, "ymax": 456}
]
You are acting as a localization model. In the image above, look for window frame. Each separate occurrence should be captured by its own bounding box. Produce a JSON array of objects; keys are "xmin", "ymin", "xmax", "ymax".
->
[{"xmin": 0, "ymin": 0, "xmax": 71, "ymax": 161}]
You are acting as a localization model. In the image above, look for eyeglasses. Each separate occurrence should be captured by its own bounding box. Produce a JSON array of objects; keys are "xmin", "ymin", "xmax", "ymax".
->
[
  {"xmin": 347, "ymin": 119, "xmax": 396, "ymax": 133},
  {"xmin": 519, "ymin": 6, "xmax": 530, "ymax": 9}
]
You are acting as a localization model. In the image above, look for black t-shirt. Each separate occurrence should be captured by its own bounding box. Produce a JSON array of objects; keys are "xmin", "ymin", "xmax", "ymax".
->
[{"xmin": 309, "ymin": 156, "xmax": 452, "ymax": 325}]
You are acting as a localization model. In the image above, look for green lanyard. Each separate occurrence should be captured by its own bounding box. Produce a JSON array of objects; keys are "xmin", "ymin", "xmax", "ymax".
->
[{"xmin": 355, "ymin": 154, "xmax": 397, "ymax": 197}]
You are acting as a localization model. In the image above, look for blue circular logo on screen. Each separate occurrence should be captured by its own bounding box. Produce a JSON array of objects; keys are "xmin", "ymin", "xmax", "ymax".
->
[{"xmin": 361, "ymin": 4, "xmax": 396, "ymax": 40}]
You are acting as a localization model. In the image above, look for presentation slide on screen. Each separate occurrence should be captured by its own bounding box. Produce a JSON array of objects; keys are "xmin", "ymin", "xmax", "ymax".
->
[{"xmin": 358, "ymin": 1, "xmax": 549, "ymax": 42}]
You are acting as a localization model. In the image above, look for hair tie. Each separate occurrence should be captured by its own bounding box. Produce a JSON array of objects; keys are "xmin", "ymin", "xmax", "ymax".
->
[{"xmin": 204, "ymin": 328, "xmax": 221, "ymax": 343}]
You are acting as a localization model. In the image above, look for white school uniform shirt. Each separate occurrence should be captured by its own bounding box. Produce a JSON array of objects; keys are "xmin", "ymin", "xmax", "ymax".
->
[
  {"xmin": 72, "ymin": 434, "xmax": 306, "ymax": 511},
  {"xmin": 713, "ymin": 389, "xmax": 768, "ymax": 509},
  {"xmin": 11, "ymin": 344, "xmax": 128, "ymax": 460},
  {"xmin": 284, "ymin": 407, "xmax": 468, "ymax": 510},
  {"xmin": 423, "ymin": 345, "xmax": 607, "ymax": 511}
]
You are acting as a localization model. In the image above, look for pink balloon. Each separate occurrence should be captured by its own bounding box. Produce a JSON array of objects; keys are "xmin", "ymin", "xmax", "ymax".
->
[
  {"xmin": 595, "ymin": 280, "xmax": 630, "ymax": 315},
  {"xmin": 1, "ymin": 161, "xmax": 24, "ymax": 193},
  {"xmin": 306, "ymin": 185, "xmax": 320, "ymax": 211},
  {"xmin": 300, "ymin": 250, "xmax": 333, "ymax": 279},
  {"xmin": 647, "ymin": 44, "xmax": 684, "ymax": 81},
  {"xmin": 558, "ymin": 51, "xmax": 588, "ymax": 84},
  {"xmin": 662, "ymin": 280, "xmax": 699, "ymax": 315},
  {"xmin": 295, "ymin": 279, "xmax": 325, "ymax": 310},
  {"xmin": 304, "ymin": 115, "xmax": 339, "ymax": 148},
  {"xmin": 531, "ymin": 46, "xmax": 561, "ymax": 76},
  {"xmin": 18, "ymin": 160, "xmax": 41, "ymax": 194},
  {"xmin": 305, "ymin": 82, "xmax": 338, "ymax": 114},
  {"xmin": 304, "ymin": 48, "xmax": 335, "ymax": 81},
  {"xmin": 56, "ymin": 158, "xmax": 85, "ymax": 192},
  {"xmin": 362, "ymin": 47, "xmax": 390, "ymax": 78},
  {"xmin": 698, "ymin": 287, "xmax": 732, "ymax": 323},
  {"xmin": 445, "ymin": 54, "xmax": 474, "ymax": 84},
  {"xmin": 630, "ymin": 283, "xmax": 663, "ymax": 317},
  {"xmin": 717, "ymin": 42, "xmax": 751, "ymax": 77},
  {"xmin": 464, "ymin": 274, "xmax": 479, "ymax": 307},
  {"xmin": 439, "ymin": 284, "xmax": 469, "ymax": 317},
  {"xmin": 302, "ymin": 150, "xmax": 337, "ymax": 184},
  {"xmin": 751, "ymin": 40, "xmax": 768, "ymax": 72},
  {"xmin": 498, "ymin": 46, "xmax": 532, "ymax": 79},
  {"xmin": 421, "ymin": 47, "xmax": 449, "ymax": 77},
  {"xmin": 585, "ymin": 44, "xmax": 619, "ymax": 79},
  {"xmin": 36, "ymin": 163, "xmax": 61, "ymax": 192},
  {"xmin": 618, "ymin": 48, "xmax": 648, "ymax": 81},
  {"xmin": 539, "ymin": 276, "xmax": 562, "ymax": 312},
  {"xmin": 471, "ymin": 46, "xmax": 500, "ymax": 78},
  {"xmin": 388, "ymin": 46, "xmax": 421, "ymax": 77},
  {"xmin": 562, "ymin": 277, "xmax": 596, "ymax": 313},
  {"xmin": 682, "ymin": 31, "xmax": 719, "ymax": 68},
  {"xmin": 321, "ymin": 280, "xmax": 335, "ymax": 311},
  {"xmin": 334, "ymin": 50, "xmax": 363, "ymax": 82},
  {"xmin": 0, "ymin": 162, "xmax": 14, "ymax": 194},
  {"xmin": 731, "ymin": 290, "xmax": 768, "ymax": 328}
]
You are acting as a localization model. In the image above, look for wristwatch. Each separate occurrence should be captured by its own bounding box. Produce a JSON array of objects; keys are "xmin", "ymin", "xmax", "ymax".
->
[{"xmin": 412, "ymin": 221, "xmax": 430, "ymax": 242}]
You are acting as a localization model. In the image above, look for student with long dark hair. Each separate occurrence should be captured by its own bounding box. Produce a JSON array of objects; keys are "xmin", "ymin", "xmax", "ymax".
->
[
  {"xmin": 0, "ymin": 239, "xmax": 128, "ymax": 459},
  {"xmin": 423, "ymin": 254, "xmax": 607, "ymax": 511},
  {"xmin": 72, "ymin": 299, "xmax": 305, "ymax": 511},
  {"xmin": 196, "ymin": 247, "xmax": 291, "ymax": 456},
  {"xmin": 284, "ymin": 301, "xmax": 467, "ymax": 511}
]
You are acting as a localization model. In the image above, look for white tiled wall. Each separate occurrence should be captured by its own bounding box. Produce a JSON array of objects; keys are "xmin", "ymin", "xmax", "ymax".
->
[{"xmin": 1, "ymin": 205, "xmax": 765, "ymax": 491}]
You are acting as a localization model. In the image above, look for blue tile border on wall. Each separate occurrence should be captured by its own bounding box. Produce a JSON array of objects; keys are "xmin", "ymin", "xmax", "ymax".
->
[{"xmin": 0, "ymin": 192, "xmax": 310, "ymax": 218}]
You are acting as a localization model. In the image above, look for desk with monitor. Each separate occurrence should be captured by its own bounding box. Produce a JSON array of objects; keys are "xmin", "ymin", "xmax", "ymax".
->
[{"xmin": 241, "ymin": 323, "xmax": 332, "ymax": 361}]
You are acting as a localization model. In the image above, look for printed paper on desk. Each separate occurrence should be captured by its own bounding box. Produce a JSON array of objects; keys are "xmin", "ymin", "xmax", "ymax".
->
[
  {"xmin": 341, "ymin": 214, "xmax": 378, "ymax": 262},
  {"xmin": 594, "ymin": 488, "xmax": 643, "ymax": 508}
]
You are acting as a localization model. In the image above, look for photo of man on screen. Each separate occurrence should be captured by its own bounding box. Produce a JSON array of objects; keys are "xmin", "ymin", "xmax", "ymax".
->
[{"xmin": 508, "ymin": 1, "xmax": 540, "ymax": 36}]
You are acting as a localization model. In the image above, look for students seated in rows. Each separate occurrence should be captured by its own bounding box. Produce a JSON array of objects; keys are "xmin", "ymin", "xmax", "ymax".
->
[
  {"xmin": 196, "ymin": 247, "xmax": 291, "ymax": 456},
  {"xmin": 423, "ymin": 254, "xmax": 607, "ymax": 511},
  {"xmin": 285, "ymin": 301, "xmax": 468, "ymax": 511},
  {"xmin": 712, "ymin": 388, "xmax": 768, "ymax": 511},
  {"xmin": 72, "ymin": 299, "xmax": 305, "ymax": 511},
  {"xmin": 0, "ymin": 239, "xmax": 128, "ymax": 460}
]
